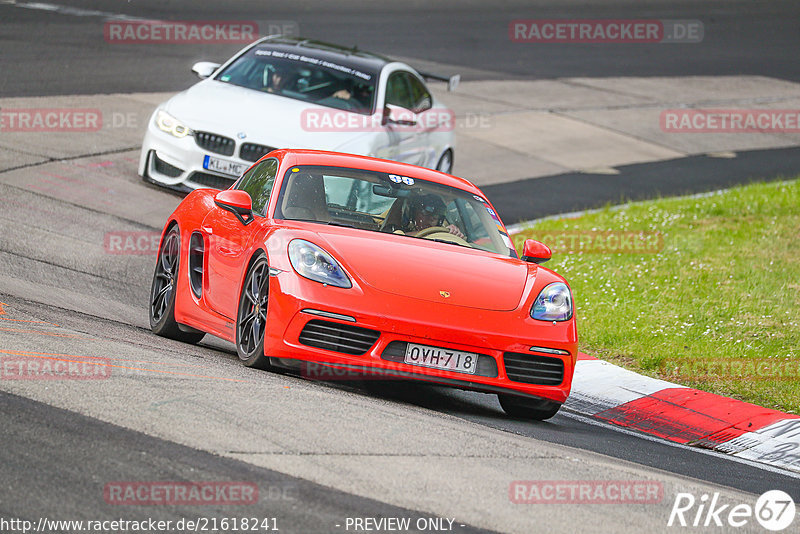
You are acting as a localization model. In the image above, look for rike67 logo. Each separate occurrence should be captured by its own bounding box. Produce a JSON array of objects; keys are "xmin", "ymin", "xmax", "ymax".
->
[{"xmin": 668, "ymin": 490, "xmax": 795, "ymax": 531}]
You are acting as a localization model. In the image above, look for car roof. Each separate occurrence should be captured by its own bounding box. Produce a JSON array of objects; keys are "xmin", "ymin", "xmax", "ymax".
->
[
  {"xmin": 254, "ymin": 36, "xmax": 392, "ymax": 76},
  {"xmin": 274, "ymin": 149, "xmax": 482, "ymax": 195}
]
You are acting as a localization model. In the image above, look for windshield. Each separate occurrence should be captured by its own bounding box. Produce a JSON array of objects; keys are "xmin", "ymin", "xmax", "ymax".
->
[
  {"xmin": 215, "ymin": 46, "xmax": 377, "ymax": 115},
  {"xmin": 274, "ymin": 165, "xmax": 517, "ymax": 257}
]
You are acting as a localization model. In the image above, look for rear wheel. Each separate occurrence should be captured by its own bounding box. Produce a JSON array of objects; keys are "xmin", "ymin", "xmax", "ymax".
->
[
  {"xmin": 435, "ymin": 149, "xmax": 453, "ymax": 174},
  {"xmin": 498, "ymin": 394, "xmax": 561, "ymax": 421},
  {"xmin": 236, "ymin": 254, "xmax": 272, "ymax": 369},
  {"xmin": 149, "ymin": 225, "xmax": 205, "ymax": 344}
]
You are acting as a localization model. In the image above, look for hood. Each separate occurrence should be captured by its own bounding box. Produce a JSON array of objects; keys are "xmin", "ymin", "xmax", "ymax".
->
[
  {"xmin": 320, "ymin": 231, "xmax": 529, "ymax": 311},
  {"xmin": 164, "ymin": 80, "xmax": 373, "ymax": 151}
]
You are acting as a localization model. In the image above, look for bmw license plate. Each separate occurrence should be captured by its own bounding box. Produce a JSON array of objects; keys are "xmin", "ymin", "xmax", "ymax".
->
[
  {"xmin": 203, "ymin": 155, "xmax": 246, "ymax": 177},
  {"xmin": 403, "ymin": 343, "xmax": 478, "ymax": 374}
]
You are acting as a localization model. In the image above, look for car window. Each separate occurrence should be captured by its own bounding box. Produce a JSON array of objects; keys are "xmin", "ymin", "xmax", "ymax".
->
[
  {"xmin": 215, "ymin": 47, "xmax": 378, "ymax": 115},
  {"xmin": 324, "ymin": 175, "xmax": 395, "ymax": 214},
  {"xmin": 236, "ymin": 158, "xmax": 278, "ymax": 215},
  {"xmin": 454, "ymin": 199, "xmax": 492, "ymax": 243},
  {"xmin": 385, "ymin": 72, "xmax": 414, "ymax": 110},
  {"xmin": 386, "ymin": 72, "xmax": 431, "ymax": 113},
  {"xmin": 407, "ymin": 74, "xmax": 432, "ymax": 113},
  {"xmin": 274, "ymin": 165, "xmax": 516, "ymax": 257}
]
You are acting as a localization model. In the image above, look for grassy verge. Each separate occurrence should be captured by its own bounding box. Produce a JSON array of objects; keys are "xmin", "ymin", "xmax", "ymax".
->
[{"xmin": 512, "ymin": 178, "xmax": 800, "ymax": 414}]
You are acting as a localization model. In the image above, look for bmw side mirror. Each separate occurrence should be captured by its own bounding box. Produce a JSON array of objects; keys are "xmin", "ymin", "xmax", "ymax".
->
[
  {"xmin": 192, "ymin": 61, "xmax": 221, "ymax": 79},
  {"xmin": 521, "ymin": 239, "xmax": 551, "ymax": 264},
  {"xmin": 214, "ymin": 190, "xmax": 254, "ymax": 225}
]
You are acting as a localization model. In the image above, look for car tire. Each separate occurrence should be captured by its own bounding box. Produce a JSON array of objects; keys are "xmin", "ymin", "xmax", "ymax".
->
[
  {"xmin": 435, "ymin": 149, "xmax": 453, "ymax": 174},
  {"xmin": 149, "ymin": 225, "xmax": 206, "ymax": 344},
  {"xmin": 498, "ymin": 394, "xmax": 561, "ymax": 421},
  {"xmin": 236, "ymin": 253, "xmax": 273, "ymax": 369}
]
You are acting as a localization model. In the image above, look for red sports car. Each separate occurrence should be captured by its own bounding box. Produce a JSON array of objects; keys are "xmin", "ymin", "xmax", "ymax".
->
[{"xmin": 149, "ymin": 150, "xmax": 577, "ymax": 420}]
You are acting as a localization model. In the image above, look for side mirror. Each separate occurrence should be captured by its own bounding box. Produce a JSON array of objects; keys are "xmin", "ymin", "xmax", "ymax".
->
[
  {"xmin": 214, "ymin": 190, "xmax": 254, "ymax": 225},
  {"xmin": 382, "ymin": 104, "xmax": 417, "ymax": 127},
  {"xmin": 192, "ymin": 61, "xmax": 221, "ymax": 79},
  {"xmin": 521, "ymin": 239, "xmax": 551, "ymax": 264}
]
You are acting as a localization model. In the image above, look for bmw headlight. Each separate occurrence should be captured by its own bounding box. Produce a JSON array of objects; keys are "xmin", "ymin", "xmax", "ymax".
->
[
  {"xmin": 288, "ymin": 240, "xmax": 352, "ymax": 288},
  {"xmin": 531, "ymin": 282, "xmax": 573, "ymax": 321},
  {"xmin": 155, "ymin": 110, "xmax": 192, "ymax": 138}
]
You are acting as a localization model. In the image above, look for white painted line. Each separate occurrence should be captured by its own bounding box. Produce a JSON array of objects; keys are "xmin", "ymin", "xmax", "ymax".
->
[{"xmin": 13, "ymin": 1, "xmax": 149, "ymax": 21}]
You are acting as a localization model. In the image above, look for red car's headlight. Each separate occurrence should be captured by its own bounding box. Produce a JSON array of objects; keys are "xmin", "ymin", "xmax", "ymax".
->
[
  {"xmin": 531, "ymin": 282, "xmax": 573, "ymax": 321},
  {"xmin": 288, "ymin": 239, "xmax": 352, "ymax": 289}
]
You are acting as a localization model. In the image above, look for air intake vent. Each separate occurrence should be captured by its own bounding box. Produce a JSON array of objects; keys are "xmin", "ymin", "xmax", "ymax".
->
[
  {"xmin": 194, "ymin": 131, "xmax": 235, "ymax": 156},
  {"xmin": 240, "ymin": 143, "xmax": 275, "ymax": 162},
  {"xmin": 299, "ymin": 320, "xmax": 380, "ymax": 355},
  {"xmin": 503, "ymin": 352, "xmax": 564, "ymax": 385},
  {"xmin": 188, "ymin": 232, "xmax": 204, "ymax": 298},
  {"xmin": 153, "ymin": 153, "xmax": 183, "ymax": 177}
]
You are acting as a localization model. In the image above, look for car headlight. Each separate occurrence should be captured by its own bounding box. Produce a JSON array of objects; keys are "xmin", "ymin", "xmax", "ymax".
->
[
  {"xmin": 288, "ymin": 240, "xmax": 352, "ymax": 288},
  {"xmin": 531, "ymin": 282, "xmax": 573, "ymax": 321},
  {"xmin": 155, "ymin": 110, "xmax": 192, "ymax": 138}
]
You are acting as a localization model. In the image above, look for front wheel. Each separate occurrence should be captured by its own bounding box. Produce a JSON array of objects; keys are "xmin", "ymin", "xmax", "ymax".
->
[
  {"xmin": 236, "ymin": 254, "xmax": 272, "ymax": 369},
  {"xmin": 149, "ymin": 225, "xmax": 205, "ymax": 344},
  {"xmin": 498, "ymin": 394, "xmax": 561, "ymax": 421}
]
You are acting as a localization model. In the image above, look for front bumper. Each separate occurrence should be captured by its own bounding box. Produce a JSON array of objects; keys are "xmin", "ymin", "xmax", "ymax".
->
[
  {"xmin": 264, "ymin": 271, "xmax": 577, "ymax": 404},
  {"xmin": 138, "ymin": 114, "xmax": 263, "ymax": 190}
]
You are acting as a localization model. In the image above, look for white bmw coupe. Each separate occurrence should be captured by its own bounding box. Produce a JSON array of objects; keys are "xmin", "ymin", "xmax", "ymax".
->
[{"xmin": 139, "ymin": 36, "xmax": 458, "ymax": 191}]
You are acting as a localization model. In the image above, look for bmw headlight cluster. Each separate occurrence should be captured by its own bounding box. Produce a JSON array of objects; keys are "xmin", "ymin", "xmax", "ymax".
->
[
  {"xmin": 288, "ymin": 240, "xmax": 352, "ymax": 288},
  {"xmin": 531, "ymin": 282, "xmax": 573, "ymax": 322},
  {"xmin": 155, "ymin": 110, "xmax": 192, "ymax": 138}
]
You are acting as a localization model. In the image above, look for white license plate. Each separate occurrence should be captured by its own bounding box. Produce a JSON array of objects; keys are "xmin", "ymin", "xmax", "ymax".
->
[
  {"xmin": 203, "ymin": 155, "xmax": 246, "ymax": 177},
  {"xmin": 403, "ymin": 343, "xmax": 478, "ymax": 374}
]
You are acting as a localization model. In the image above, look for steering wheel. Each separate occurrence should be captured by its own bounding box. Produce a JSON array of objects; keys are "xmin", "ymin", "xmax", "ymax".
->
[
  {"xmin": 414, "ymin": 226, "xmax": 452, "ymax": 238},
  {"xmin": 415, "ymin": 226, "xmax": 471, "ymax": 247}
]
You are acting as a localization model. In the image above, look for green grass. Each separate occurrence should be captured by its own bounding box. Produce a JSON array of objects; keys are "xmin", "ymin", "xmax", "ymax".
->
[{"xmin": 511, "ymin": 178, "xmax": 800, "ymax": 414}]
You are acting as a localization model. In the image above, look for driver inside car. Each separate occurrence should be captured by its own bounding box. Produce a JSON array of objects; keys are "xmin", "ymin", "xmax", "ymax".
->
[
  {"xmin": 265, "ymin": 64, "xmax": 294, "ymax": 94},
  {"xmin": 406, "ymin": 194, "xmax": 465, "ymax": 238}
]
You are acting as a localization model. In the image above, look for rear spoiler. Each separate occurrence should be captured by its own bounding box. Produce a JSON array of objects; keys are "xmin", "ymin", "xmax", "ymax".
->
[{"xmin": 419, "ymin": 72, "xmax": 461, "ymax": 92}]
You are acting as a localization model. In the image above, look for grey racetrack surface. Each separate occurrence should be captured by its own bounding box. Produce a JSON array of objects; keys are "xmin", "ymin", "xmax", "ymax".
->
[{"xmin": 1, "ymin": 1, "xmax": 799, "ymax": 533}]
